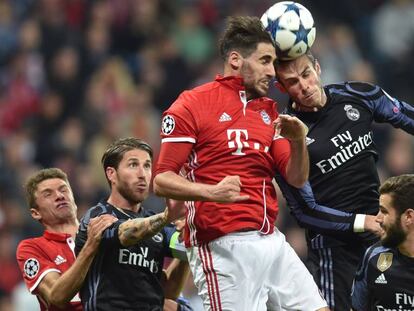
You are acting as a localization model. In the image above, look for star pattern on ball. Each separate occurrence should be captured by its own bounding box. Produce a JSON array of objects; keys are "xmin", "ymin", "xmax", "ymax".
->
[
  {"xmin": 285, "ymin": 3, "xmax": 301, "ymax": 16},
  {"xmin": 24, "ymin": 258, "xmax": 40, "ymax": 279},
  {"xmin": 294, "ymin": 22, "xmax": 313, "ymax": 45},
  {"xmin": 162, "ymin": 115, "xmax": 175, "ymax": 135}
]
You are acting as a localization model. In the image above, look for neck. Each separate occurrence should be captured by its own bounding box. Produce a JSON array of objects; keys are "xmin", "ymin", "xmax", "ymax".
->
[
  {"xmin": 44, "ymin": 220, "xmax": 79, "ymax": 238},
  {"xmin": 223, "ymin": 65, "xmax": 238, "ymax": 77},
  {"xmin": 107, "ymin": 192, "xmax": 141, "ymax": 214},
  {"xmin": 320, "ymin": 87, "xmax": 327, "ymax": 108},
  {"xmin": 398, "ymin": 231, "xmax": 414, "ymax": 257}
]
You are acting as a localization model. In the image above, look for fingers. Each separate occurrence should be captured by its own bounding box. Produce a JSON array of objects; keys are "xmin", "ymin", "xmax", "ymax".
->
[
  {"xmin": 233, "ymin": 195, "xmax": 250, "ymax": 202},
  {"xmin": 221, "ymin": 175, "xmax": 242, "ymax": 186},
  {"xmin": 88, "ymin": 214, "xmax": 118, "ymax": 239}
]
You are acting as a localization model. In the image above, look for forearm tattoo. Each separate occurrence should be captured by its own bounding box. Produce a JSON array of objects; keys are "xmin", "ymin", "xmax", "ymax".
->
[{"xmin": 119, "ymin": 213, "xmax": 167, "ymax": 244}]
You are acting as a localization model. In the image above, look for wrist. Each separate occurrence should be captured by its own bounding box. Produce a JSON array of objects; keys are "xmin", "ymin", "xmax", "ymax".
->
[{"xmin": 353, "ymin": 214, "xmax": 366, "ymax": 233}]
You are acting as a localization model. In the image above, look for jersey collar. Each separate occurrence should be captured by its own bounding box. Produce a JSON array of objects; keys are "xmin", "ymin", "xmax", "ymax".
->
[
  {"xmin": 215, "ymin": 74, "xmax": 245, "ymax": 91},
  {"xmin": 43, "ymin": 230, "xmax": 72, "ymax": 242}
]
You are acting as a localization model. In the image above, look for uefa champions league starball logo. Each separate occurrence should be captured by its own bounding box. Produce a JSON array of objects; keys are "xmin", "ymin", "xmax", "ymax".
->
[
  {"xmin": 24, "ymin": 258, "xmax": 40, "ymax": 279},
  {"xmin": 162, "ymin": 115, "xmax": 175, "ymax": 135}
]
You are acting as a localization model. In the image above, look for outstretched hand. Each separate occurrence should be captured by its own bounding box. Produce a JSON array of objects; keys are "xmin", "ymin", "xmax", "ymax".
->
[
  {"xmin": 208, "ymin": 175, "xmax": 250, "ymax": 203},
  {"xmin": 273, "ymin": 114, "xmax": 308, "ymax": 141}
]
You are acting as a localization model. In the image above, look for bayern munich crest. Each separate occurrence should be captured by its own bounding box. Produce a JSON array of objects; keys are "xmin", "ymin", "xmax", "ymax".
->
[
  {"xmin": 344, "ymin": 105, "xmax": 360, "ymax": 121},
  {"xmin": 24, "ymin": 258, "xmax": 40, "ymax": 279},
  {"xmin": 162, "ymin": 115, "xmax": 175, "ymax": 135},
  {"xmin": 260, "ymin": 110, "xmax": 271, "ymax": 125}
]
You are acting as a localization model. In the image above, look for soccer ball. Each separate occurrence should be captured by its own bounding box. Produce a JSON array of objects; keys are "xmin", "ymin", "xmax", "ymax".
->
[{"xmin": 261, "ymin": 1, "xmax": 316, "ymax": 60}]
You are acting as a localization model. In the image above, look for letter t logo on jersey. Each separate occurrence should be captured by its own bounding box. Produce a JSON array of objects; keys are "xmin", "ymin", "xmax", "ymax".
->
[{"xmin": 227, "ymin": 129, "xmax": 249, "ymax": 155}]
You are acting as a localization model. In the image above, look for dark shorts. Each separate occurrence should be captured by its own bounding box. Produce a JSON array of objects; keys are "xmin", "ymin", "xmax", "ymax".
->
[{"xmin": 306, "ymin": 243, "xmax": 369, "ymax": 311}]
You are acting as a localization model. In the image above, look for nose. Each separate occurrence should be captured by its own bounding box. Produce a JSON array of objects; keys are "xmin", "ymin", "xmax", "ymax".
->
[
  {"xmin": 375, "ymin": 212, "xmax": 383, "ymax": 224},
  {"xmin": 55, "ymin": 190, "xmax": 65, "ymax": 200},
  {"xmin": 299, "ymin": 78, "xmax": 308, "ymax": 93},
  {"xmin": 266, "ymin": 63, "xmax": 275, "ymax": 78},
  {"xmin": 136, "ymin": 165, "xmax": 146, "ymax": 178}
]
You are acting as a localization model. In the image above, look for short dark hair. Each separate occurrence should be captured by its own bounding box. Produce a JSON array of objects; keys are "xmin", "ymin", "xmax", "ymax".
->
[
  {"xmin": 379, "ymin": 174, "xmax": 414, "ymax": 216},
  {"xmin": 218, "ymin": 16, "xmax": 274, "ymax": 61},
  {"xmin": 101, "ymin": 137, "xmax": 153, "ymax": 179},
  {"xmin": 25, "ymin": 168, "xmax": 69, "ymax": 209},
  {"xmin": 274, "ymin": 50, "xmax": 317, "ymax": 80}
]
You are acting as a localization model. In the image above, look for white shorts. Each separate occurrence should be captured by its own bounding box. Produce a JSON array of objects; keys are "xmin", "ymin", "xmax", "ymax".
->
[{"xmin": 187, "ymin": 230, "xmax": 327, "ymax": 311}]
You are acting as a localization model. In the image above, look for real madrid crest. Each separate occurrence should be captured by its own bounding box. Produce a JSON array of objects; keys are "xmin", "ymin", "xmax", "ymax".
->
[
  {"xmin": 344, "ymin": 105, "xmax": 360, "ymax": 121},
  {"xmin": 260, "ymin": 110, "xmax": 271, "ymax": 125},
  {"xmin": 377, "ymin": 252, "xmax": 393, "ymax": 272},
  {"xmin": 152, "ymin": 232, "xmax": 164, "ymax": 243}
]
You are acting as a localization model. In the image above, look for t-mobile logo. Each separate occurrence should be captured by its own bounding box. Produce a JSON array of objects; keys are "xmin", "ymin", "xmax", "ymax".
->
[{"xmin": 227, "ymin": 129, "xmax": 249, "ymax": 155}]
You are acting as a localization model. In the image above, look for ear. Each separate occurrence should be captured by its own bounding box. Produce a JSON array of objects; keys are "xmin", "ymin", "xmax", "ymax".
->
[
  {"xmin": 315, "ymin": 59, "xmax": 321, "ymax": 76},
  {"xmin": 274, "ymin": 80, "xmax": 287, "ymax": 93},
  {"xmin": 106, "ymin": 167, "xmax": 117, "ymax": 185},
  {"xmin": 404, "ymin": 208, "xmax": 414, "ymax": 226},
  {"xmin": 228, "ymin": 51, "xmax": 242, "ymax": 71},
  {"xmin": 30, "ymin": 208, "xmax": 42, "ymax": 222}
]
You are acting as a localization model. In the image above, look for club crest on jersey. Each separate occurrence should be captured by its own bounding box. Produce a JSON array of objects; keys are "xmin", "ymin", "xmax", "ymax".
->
[
  {"xmin": 24, "ymin": 258, "xmax": 40, "ymax": 279},
  {"xmin": 162, "ymin": 115, "xmax": 175, "ymax": 135},
  {"xmin": 377, "ymin": 253, "xmax": 393, "ymax": 272},
  {"xmin": 344, "ymin": 105, "xmax": 360, "ymax": 121},
  {"xmin": 152, "ymin": 232, "xmax": 164, "ymax": 243},
  {"xmin": 260, "ymin": 110, "xmax": 271, "ymax": 125}
]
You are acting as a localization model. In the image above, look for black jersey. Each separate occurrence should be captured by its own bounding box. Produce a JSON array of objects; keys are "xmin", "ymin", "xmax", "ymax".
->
[
  {"xmin": 277, "ymin": 82, "xmax": 414, "ymax": 249},
  {"xmin": 352, "ymin": 243, "xmax": 414, "ymax": 310},
  {"xmin": 75, "ymin": 201, "xmax": 175, "ymax": 311}
]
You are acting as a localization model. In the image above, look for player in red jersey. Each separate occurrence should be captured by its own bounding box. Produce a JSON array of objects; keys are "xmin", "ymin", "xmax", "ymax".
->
[
  {"xmin": 154, "ymin": 16, "xmax": 328, "ymax": 311},
  {"xmin": 16, "ymin": 168, "xmax": 116, "ymax": 311}
]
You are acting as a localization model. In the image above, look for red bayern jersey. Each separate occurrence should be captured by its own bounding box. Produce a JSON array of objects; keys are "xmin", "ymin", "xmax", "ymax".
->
[
  {"xmin": 159, "ymin": 75, "xmax": 291, "ymax": 246},
  {"xmin": 16, "ymin": 231, "xmax": 82, "ymax": 311}
]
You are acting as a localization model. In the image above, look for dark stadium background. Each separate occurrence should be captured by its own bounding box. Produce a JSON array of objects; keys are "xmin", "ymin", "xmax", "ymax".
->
[{"xmin": 0, "ymin": 1, "xmax": 413, "ymax": 309}]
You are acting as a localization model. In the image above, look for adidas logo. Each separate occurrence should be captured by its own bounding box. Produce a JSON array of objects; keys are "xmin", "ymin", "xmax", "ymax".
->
[
  {"xmin": 219, "ymin": 112, "xmax": 232, "ymax": 122},
  {"xmin": 375, "ymin": 273, "xmax": 387, "ymax": 284},
  {"xmin": 306, "ymin": 137, "xmax": 315, "ymax": 146},
  {"xmin": 54, "ymin": 255, "xmax": 67, "ymax": 265}
]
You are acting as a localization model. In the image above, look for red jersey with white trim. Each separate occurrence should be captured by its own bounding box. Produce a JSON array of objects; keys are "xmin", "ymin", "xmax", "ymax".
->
[
  {"xmin": 16, "ymin": 231, "xmax": 82, "ymax": 311},
  {"xmin": 159, "ymin": 75, "xmax": 291, "ymax": 246}
]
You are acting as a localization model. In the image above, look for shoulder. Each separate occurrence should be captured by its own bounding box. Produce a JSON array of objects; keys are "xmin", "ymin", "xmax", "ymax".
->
[
  {"xmin": 364, "ymin": 243, "xmax": 393, "ymax": 266},
  {"xmin": 17, "ymin": 237, "xmax": 43, "ymax": 254},
  {"xmin": 80, "ymin": 202, "xmax": 112, "ymax": 226},
  {"xmin": 327, "ymin": 81, "xmax": 384, "ymax": 101},
  {"xmin": 176, "ymin": 81, "xmax": 217, "ymax": 103}
]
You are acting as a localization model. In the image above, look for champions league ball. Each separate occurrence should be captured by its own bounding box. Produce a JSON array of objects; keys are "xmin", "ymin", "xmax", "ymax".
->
[{"xmin": 261, "ymin": 1, "xmax": 316, "ymax": 60}]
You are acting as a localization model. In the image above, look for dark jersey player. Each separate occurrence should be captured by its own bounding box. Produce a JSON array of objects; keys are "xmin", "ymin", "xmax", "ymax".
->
[
  {"xmin": 274, "ymin": 51, "xmax": 414, "ymax": 310},
  {"xmin": 75, "ymin": 138, "xmax": 188, "ymax": 311},
  {"xmin": 352, "ymin": 174, "xmax": 414, "ymax": 310}
]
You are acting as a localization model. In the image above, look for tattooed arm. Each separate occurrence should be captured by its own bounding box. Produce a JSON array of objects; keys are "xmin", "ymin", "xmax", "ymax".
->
[
  {"xmin": 118, "ymin": 212, "xmax": 169, "ymax": 247},
  {"xmin": 118, "ymin": 200, "xmax": 185, "ymax": 247}
]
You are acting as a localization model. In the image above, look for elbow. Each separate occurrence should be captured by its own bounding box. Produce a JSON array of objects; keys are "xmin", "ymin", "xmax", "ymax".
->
[
  {"xmin": 153, "ymin": 175, "xmax": 164, "ymax": 197},
  {"xmin": 49, "ymin": 294, "xmax": 69, "ymax": 308},
  {"xmin": 287, "ymin": 177, "xmax": 307, "ymax": 189}
]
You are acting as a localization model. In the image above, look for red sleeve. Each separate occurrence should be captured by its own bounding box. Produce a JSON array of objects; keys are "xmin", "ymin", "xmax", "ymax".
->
[
  {"xmin": 16, "ymin": 240, "xmax": 60, "ymax": 294},
  {"xmin": 270, "ymin": 137, "xmax": 291, "ymax": 179},
  {"xmin": 155, "ymin": 142, "xmax": 193, "ymax": 175},
  {"xmin": 160, "ymin": 91, "xmax": 199, "ymax": 143}
]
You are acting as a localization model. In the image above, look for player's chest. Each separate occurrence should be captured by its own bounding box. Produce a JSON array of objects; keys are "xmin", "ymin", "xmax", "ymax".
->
[
  {"xmin": 46, "ymin": 241, "xmax": 76, "ymax": 269},
  {"xmin": 369, "ymin": 261, "xmax": 414, "ymax": 307},
  {"xmin": 304, "ymin": 104, "xmax": 373, "ymax": 173},
  {"xmin": 198, "ymin": 102, "xmax": 275, "ymax": 154}
]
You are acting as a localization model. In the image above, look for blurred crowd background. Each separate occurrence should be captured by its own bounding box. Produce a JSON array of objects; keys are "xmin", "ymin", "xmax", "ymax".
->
[{"xmin": 0, "ymin": 0, "xmax": 413, "ymax": 310}]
